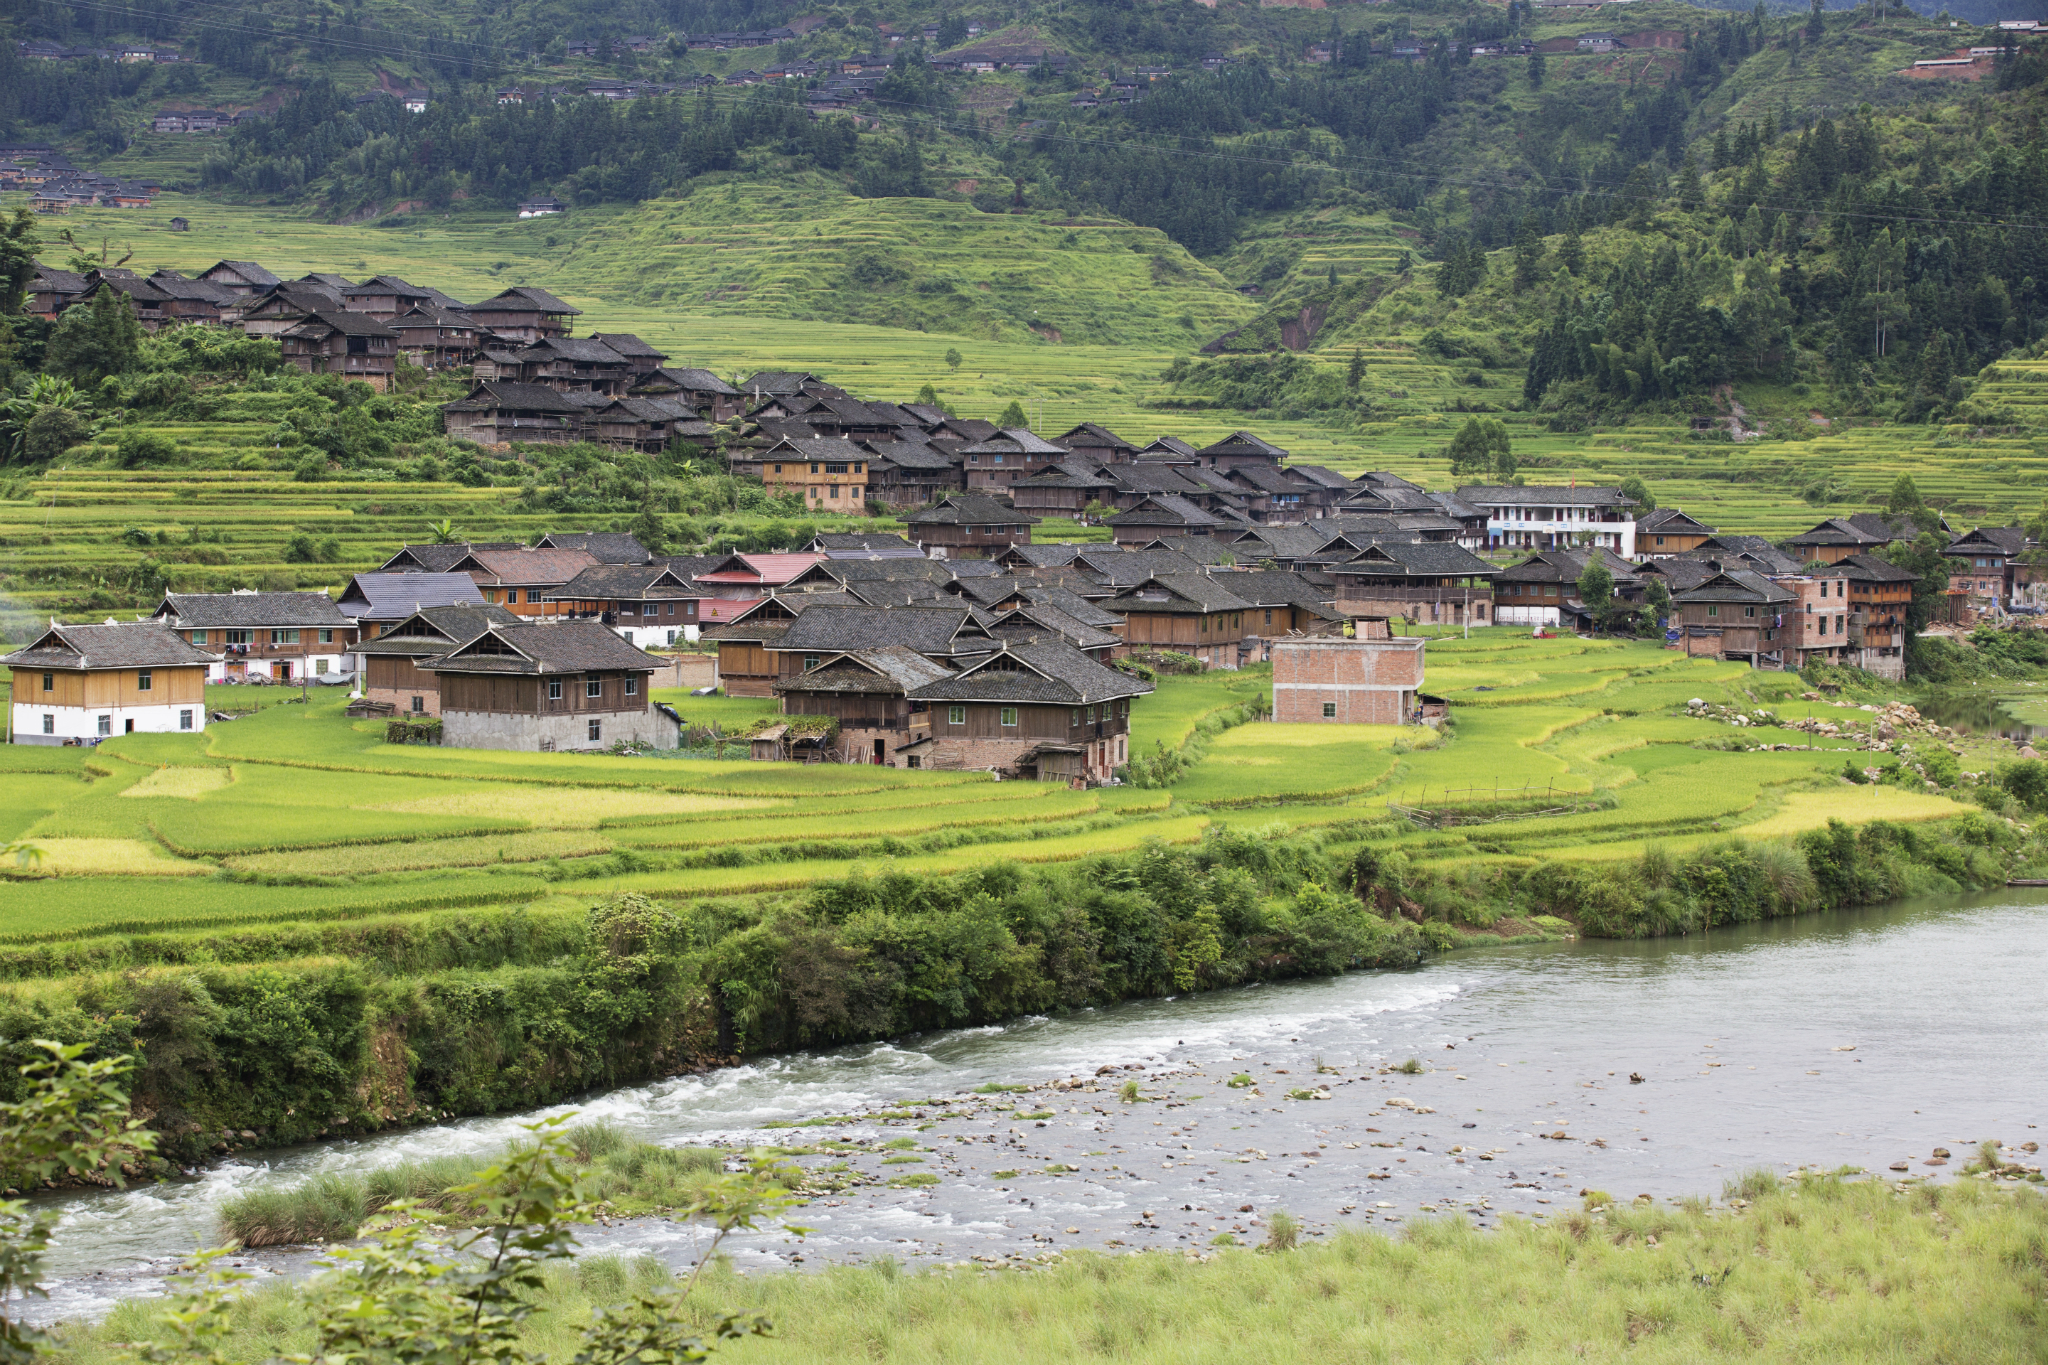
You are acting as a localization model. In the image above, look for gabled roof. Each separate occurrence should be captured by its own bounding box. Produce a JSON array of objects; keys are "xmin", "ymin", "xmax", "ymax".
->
[
  {"xmin": 1107, "ymin": 573, "xmax": 1257, "ymax": 615},
  {"xmin": 772, "ymin": 645, "xmax": 956, "ymax": 695},
  {"xmin": 1948, "ymin": 526, "xmax": 2029, "ymax": 555},
  {"xmin": 760, "ymin": 434, "xmax": 870, "ymax": 463},
  {"xmin": 1671, "ymin": 569, "xmax": 1796, "ymax": 606},
  {"xmin": 394, "ymin": 302, "xmax": 478, "ymax": 329},
  {"xmin": 1197, "ymin": 430, "xmax": 1288, "ymax": 461},
  {"xmin": 513, "ymin": 336, "xmax": 632, "ymax": 364},
  {"xmin": 987, "ymin": 603, "xmax": 1122, "ymax": 650},
  {"xmin": 739, "ymin": 370, "xmax": 818, "ymax": 395},
  {"xmin": 469, "ymin": 285, "xmax": 581, "ymax": 315},
  {"xmin": 341, "ymin": 274, "xmax": 430, "ymax": 298},
  {"xmin": 1072, "ymin": 546, "xmax": 1206, "ymax": 587},
  {"xmin": 1326, "ymin": 541, "xmax": 1499, "ymax": 578},
  {"xmin": 809, "ymin": 532, "xmax": 922, "ymax": 556},
  {"xmin": 203, "ymin": 260, "xmax": 281, "ymax": 287},
  {"xmin": 958, "ymin": 428, "xmax": 1069, "ymax": 456},
  {"xmin": 2, "ymin": 620, "xmax": 217, "ymax": 671},
  {"xmin": 1018, "ymin": 584, "xmax": 1124, "ymax": 627},
  {"xmin": 906, "ymin": 640, "xmax": 1152, "ymax": 706},
  {"xmin": 1816, "ymin": 553, "xmax": 1921, "ymax": 584},
  {"xmin": 441, "ymin": 381, "xmax": 583, "ymax": 415},
  {"xmin": 153, "ymin": 590, "xmax": 351, "ymax": 628},
  {"xmin": 1687, "ymin": 536, "xmax": 1804, "ymax": 575},
  {"xmin": 339, "ymin": 571, "xmax": 492, "ymax": 618},
  {"xmin": 997, "ymin": 543, "xmax": 1082, "ymax": 569},
  {"xmin": 535, "ymin": 531, "xmax": 650, "ymax": 563},
  {"xmin": 1138, "ymin": 436, "xmax": 1200, "ymax": 460},
  {"xmin": 546, "ymin": 563, "xmax": 694, "ymax": 601},
  {"xmin": 450, "ymin": 546, "xmax": 600, "ymax": 584},
  {"xmin": 646, "ymin": 366, "xmax": 740, "ymax": 394},
  {"xmin": 1494, "ymin": 549, "xmax": 1637, "ymax": 585},
  {"xmin": 1226, "ymin": 570, "xmax": 1341, "ymax": 620},
  {"xmin": 1456, "ymin": 483, "xmax": 1634, "ymax": 508},
  {"xmin": 1288, "ymin": 464, "xmax": 1358, "ymax": 490},
  {"xmin": 903, "ymin": 495, "xmax": 1039, "ymax": 526},
  {"xmin": 1632, "ymin": 558, "xmax": 1720, "ymax": 592},
  {"xmin": 775, "ymin": 604, "xmax": 995, "ymax": 656},
  {"xmin": 1638, "ymin": 507, "xmax": 1715, "ymax": 534},
  {"xmin": 586, "ymin": 331, "xmax": 667, "ymax": 359},
  {"xmin": 355, "ymin": 604, "xmax": 527, "ymax": 655},
  {"xmin": 1107, "ymin": 494, "xmax": 1225, "ymax": 528},
  {"xmin": 421, "ymin": 620, "xmax": 659, "ymax": 675},
  {"xmin": 287, "ymin": 309, "xmax": 398, "ymax": 339},
  {"xmin": 1111, "ymin": 463, "xmax": 1205, "ymax": 496},
  {"xmin": 1054, "ymin": 422, "xmax": 1138, "ymax": 453},
  {"xmin": 865, "ymin": 440, "xmax": 959, "ymax": 472},
  {"xmin": 1224, "ymin": 463, "xmax": 1297, "ymax": 493}
]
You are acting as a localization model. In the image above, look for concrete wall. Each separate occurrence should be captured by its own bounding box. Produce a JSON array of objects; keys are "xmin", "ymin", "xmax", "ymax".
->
[
  {"xmin": 11, "ymin": 701, "xmax": 203, "ymax": 744},
  {"xmin": 1271, "ymin": 638, "xmax": 1426, "ymax": 725},
  {"xmin": 440, "ymin": 706, "xmax": 680, "ymax": 752}
]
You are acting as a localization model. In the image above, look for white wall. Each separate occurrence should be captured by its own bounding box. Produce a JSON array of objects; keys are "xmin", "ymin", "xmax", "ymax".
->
[
  {"xmin": 208, "ymin": 654, "xmax": 349, "ymax": 682},
  {"xmin": 11, "ymin": 701, "xmax": 204, "ymax": 745}
]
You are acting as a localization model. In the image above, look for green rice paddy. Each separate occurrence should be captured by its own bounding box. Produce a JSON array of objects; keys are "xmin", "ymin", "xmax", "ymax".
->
[{"xmin": 0, "ymin": 631, "xmax": 1973, "ymax": 951}]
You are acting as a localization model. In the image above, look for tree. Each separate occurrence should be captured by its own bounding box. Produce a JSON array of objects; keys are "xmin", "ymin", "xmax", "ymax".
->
[
  {"xmin": 997, "ymin": 399, "xmax": 1030, "ymax": 429},
  {"xmin": 1577, "ymin": 560, "xmax": 1615, "ymax": 621},
  {"xmin": 632, "ymin": 503, "xmax": 669, "ymax": 555},
  {"xmin": 1327, "ymin": 264, "xmax": 1339, "ymax": 289},
  {"xmin": 1527, "ymin": 50, "xmax": 1546, "ymax": 87},
  {"xmin": 45, "ymin": 286, "xmax": 143, "ymax": 384},
  {"xmin": 1447, "ymin": 417, "xmax": 1513, "ymax": 478},
  {"xmin": 1557, "ymin": 230, "xmax": 1585, "ymax": 277},
  {"xmin": 1644, "ymin": 577, "xmax": 1673, "ymax": 624},
  {"xmin": 22, "ymin": 408, "xmax": 86, "ymax": 463},
  {"xmin": 1807, "ymin": 0, "xmax": 1826, "ymax": 41},
  {"xmin": 1885, "ymin": 474, "xmax": 1923, "ymax": 515},
  {"xmin": 1878, "ymin": 531, "xmax": 1951, "ymax": 637},
  {"xmin": 943, "ymin": 347, "xmax": 963, "ymax": 371},
  {"xmin": 1346, "ymin": 348, "xmax": 1366, "ymax": 391},
  {"xmin": 0, "ymin": 210, "xmax": 37, "ymax": 319},
  {"xmin": 425, "ymin": 517, "xmax": 460, "ymax": 544},
  {"xmin": 1619, "ymin": 476, "xmax": 1655, "ymax": 513}
]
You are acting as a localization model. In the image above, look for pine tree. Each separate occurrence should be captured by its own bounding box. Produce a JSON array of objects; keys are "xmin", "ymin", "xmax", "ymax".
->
[{"xmin": 1346, "ymin": 348, "xmax": 1366, "ymax": 390}]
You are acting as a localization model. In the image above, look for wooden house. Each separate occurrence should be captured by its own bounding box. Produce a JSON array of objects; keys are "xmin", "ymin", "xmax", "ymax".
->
[
  {"xmin": 1671, "ymin": 570, "xmax": 1798, "ymax": 668},
  {"xmin": 1944, "ymin": 526, "xmax": 2028, "ymax": 615},
  {"xmin": 355, "ymin": 604, "xmax": 526, "ymax": 716},
  {"xmin": 861, "ymin": 439, "xmax": 964, "ymax": 510},
  {"xmin": 1635, "ymin": 507, "xmax": 1716, "ymax": 559},
  {"xmin": 336, "ymin": 572, "xmax": 489, "ymax": 646},
  {"xmin": 236, "ymin": 283, "xmax": 341, "ymax": 338},
  {"xmin": 465, "ymin": 285, "xmax": 581, "ymax": 343},
  {"xmin": 1193, "ymin": 430, "xmax": 1288, "ymax": 471},
  {"xmin": 1490, "ymin": 549, "xmax": 1634, "ymax": 629},
  {"xmin": 584, "ymin": 333, "xmax": 669, "ymax": 375},
  {"xmin": 4, "ymin": 621, "xmax": 216, "ymax": 744},
  {"xmin": 959, "ymin": 429, "xmax": 1070, "ymax": 491},
  {"xmin": 1811, "ymin": 553, "xmax": 1919, "ymax": 680},
  {"xmin": 773, "ymin": 645, "xmax": 956, "ymax": 764},
  {"xmin": 1010, "ymin": 460, "xmax": 1120, "ymax": 521},
  {"xmin": 896, "ymin": 640, "xmax": 1152, "ymax": 780},
  {"xmin": 440, "ymin": 381, "xmax": 585, "ymax": 445},
  {"xmin": 754, "ymin": 437, "xmax": 871, "ymax": 512},
  {"xmin": 1783, "ymin": 513, "xmax": 1922, "ymax": 565},
  {"xmin": 278, "ymin": 310, "xmax": 399, "ymax": 389},
  {"xmin": 198, "ymin": 260, "xmax": 282, "ymax": 296},
  {"xmin": 419, "ymin": 621, "xmax": 677, "ymax": 751},
  {"xmin": 633, "ymin": 367, "xmax": 744, "ymax": 420},
  {"xmin": 1107, "ymin": 494, "xmax": 1230, "ymax": 543},
  {"xmin": 475, "ymin": 336, "xmax": 638, "ymax": 394},
  {"xmin": 1325, "ymin": 541, "xmax": 1498, "ymax": 628},
  {"xmin": 903, "ymin": 495, "xmax": 1038, "ymax": 558},
  {"xmin": 152, "ymin": 589, "xmax": 356, "ymax": 682},
  {"xmin": 392, "ymin": 304, "xmax": 481, "ymax": 368},
  {"xmin": 448, "ymin": 545, "xmax": 599, "ymax": 615},
  {"xmin": 1051, "ymin": 423, "xmax": 1139, "ymax": 464},
  {"xmin": 338, "ymin": 275, "xmax": 434, "ymax": 321},
  {"xmin": 543, "ymin": 562, "xmax": 702, "ymax": 647}
]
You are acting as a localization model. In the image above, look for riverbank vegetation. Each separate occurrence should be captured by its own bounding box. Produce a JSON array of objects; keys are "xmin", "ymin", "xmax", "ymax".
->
[
  {"xmin": 69, "ymin": 1164, "xmax": 2048, "ymax": 1364},
  {"xmin": 2, "ymin": 634, "xmax": 2043, "ymax": 1155}
]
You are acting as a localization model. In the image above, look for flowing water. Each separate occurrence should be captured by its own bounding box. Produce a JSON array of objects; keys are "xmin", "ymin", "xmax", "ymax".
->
[
  {"xmin": 1910, "ymin": 688, "xmax": 2048, "ymax": 742},
  {"xmin": 29, "ymin": 889, "xmax": 2048, "ymax": 1323}
]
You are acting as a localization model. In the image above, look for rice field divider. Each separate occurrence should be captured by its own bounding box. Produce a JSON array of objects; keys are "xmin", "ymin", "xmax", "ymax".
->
[
  {"xmin": 206, "ymin": 752, "xmax": 958, "ymax": 801},
  {"xmin": 590, "ymin": 782, "xmax": 1063, "ymax": 830},
  {"xmin": 609, "ymin": 798, "xmax": 1103, "ymax": 851},
  {"xmin": 1386, "ymin": 783, "xmax": 1609, "ymax": 830},
  {"xmin": 0, "ymin": 883, "xmax": 560, "ymax": 946},
  {"xmin": 146, "ymin": 818, "xmax": 546, "ymax": 861}
]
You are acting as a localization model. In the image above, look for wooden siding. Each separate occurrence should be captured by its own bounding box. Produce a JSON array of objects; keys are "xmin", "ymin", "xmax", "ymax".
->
[
  {"xmin": 23, "ymin": 666, "xmax": 205, "ymax": 708},
  {"xmin": 438, "ymin": 671, "xmax": 645, "ymax": 714}
]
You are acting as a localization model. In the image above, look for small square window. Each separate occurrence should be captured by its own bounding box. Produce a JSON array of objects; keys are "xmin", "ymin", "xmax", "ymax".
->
[
  {"xmin": 320, "ymin": 629, "xmax": 334, "ymax": 643},
  {"xmin": 136, "ymin": 669, "xmax": 152, "ymax": 691},
  {"xmin": 97, "ymin": 715, "xmax": 111, "ymax": 737},
  {"xmin": 999, "ymin": 707, "xmax": 1018, "ymax": 728},
  {"xmin": 588, "ymin": 718, "xmax": 602, "ymax": 742},
  {"xmin": 803, "ymin": 655, "xmax": 820, "ymax": 671},
  {"xmin": 179, "ymin": 709, "xmax": 193, "ymax": 731},
  {"xmin": 586, "ymin": 677, "xmax": 603, "ymax": 698},
  {"xmin": 42, "ymin": 715, "xmax": 54, "ymax": 735},
  {"xmin": 948, "ymin": 705, "xmax": 965, "ymax": 725},
  {"xmin": 189, "ymin": 631, "xmax": 206, "ymax": 646},
  {"xmin": 1322, "ymin": 702, "xmax": 1336, "ymax": 719},
  {"xmin": 548, "ymin": 679, "xmax": 563, "ymax": 700},
  {"xmin": 315, "ymin": 658, "xmax": 329, "ymax": 675},
  {"xmin": 411, "ymin": 695, "xmax": 424, "ymax": 713},
  {"xmin": 41, "ymin": 672, "xmax": 52, "ymax": 692},
  {"xmin": 625, "ymin": 677, "xmax": 638, "ymax": 696}
]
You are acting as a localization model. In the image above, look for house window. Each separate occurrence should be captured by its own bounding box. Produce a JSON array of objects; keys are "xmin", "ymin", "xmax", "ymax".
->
[
  {"xmin": 1743, "ymin": 606, "xmax": 1756, "ymax": 618},
  {"xmin": 315, "ymin": 659, "xmax": 329, "ymax": 675},
  {"xmin": 97, "ymin": 715, "xmax": 111, "ymax": 737},
  {"xmin": 411, "ymin": 695, "xmax": 424, "ymax": 713},
  {"xmin": 179, "ymin": 709, "xmax": 193, "ymax": 731},
  {"xmin": 803, "ymin": 655, "xmax": 821, "ymax": 671},
  {"xmin": 1323, "ymin": 702, "xmax": 1336, "ymax": 718},
  {"xmin": 999, "ymin": 707, "xmax": 1018, "ymax": 727},
  {"xmin": 41, "ymin": 672, "xmax": 52, "ymax": 692},
  {"xmin": 774, "ymin": 464, "xmax": 783, "ymax": 474},
  {"xmin": 588, "ymin": 718, "xmax": 602, "ymax": 742},
  {"xmin": 854, "ymin": 463, "xmax": 863, "ymax": 474},
  {"xmin": 665, "ymin": 602, "xmax": 674, "ymax": 615},
  {"xmin": 829, "ymin": 485, "xmax": 840, "ymax": 499},
  {"xmin": 810, "ymin": 463, "xmax": 820, "ymax": 474},
  {"xmin": 625, "ymin": 677, "xmax": 638, "ymax": 696},
  {"xmin": 586, "ymin": 677, "xmax": 603, "ymax": 698},
  {"xmin": 548, "ymin": 679, "xmax": 563, "ymax": 700},
  {"xmin": 1086, "ymin": 705, "xmax": 1096, "ymax": 723},
  {"xmin": 1071, "ymin": 708, "xmax": 1082, "ymax": 726},
  {"xmin": 825, "ymin": 463, "xmax": 849, "ymax": 474},
  {"xmin": 320, "ymin": 629, "xmax": 334, "ymax": 643},
  {"xmin": 271, "ymin": 629, "xmax": 299, "ymax": 645},
  {"xmin": 137, "ymin": 669, "xmax": 152, "ymax": 691},
  {"xmin": 948, "ymin": 705, "xmax": 966, "ymax": 725},
  {"xmin": 1707, "ymin": 605, "xmax": 1719, "ymax": 617},
  {"xmin": 42, "ymin": 715, "xmax": 54, "ymax": 734},
  {"xmin": 189, "ymin": 631, "xmax": 206, "ymax": 646},
  {"xmin": 1264, "ymin": 610, "xmax": 1272, "ymax": 626},
  {"xmin": 1655, "ymin": 536, "xmax": 1665, "ymax": 547}
]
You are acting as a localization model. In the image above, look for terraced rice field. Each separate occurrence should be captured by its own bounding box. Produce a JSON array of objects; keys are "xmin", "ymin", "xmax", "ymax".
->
[{"xmin": 0, "ymin": 631, "xmax": 1979, "ymax": 949}]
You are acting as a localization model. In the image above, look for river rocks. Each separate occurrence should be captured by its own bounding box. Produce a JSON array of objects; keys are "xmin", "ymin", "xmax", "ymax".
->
[{"xmin": 1933, "ymin": 1147, "xmax": 1951, "ymax": 1158}]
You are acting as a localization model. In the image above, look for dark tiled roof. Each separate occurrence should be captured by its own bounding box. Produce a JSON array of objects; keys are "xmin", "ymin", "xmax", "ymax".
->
[
  {"xmin": 650, "ymin": 366, "xmax": 740, "ymax": 394},
  {"xmin": 1821, "ymin": 553, "xmax": 1921, "ymax": 583},
  {"xmin": 773, "ymin": 645, "xmax": 955, "ymax": 695},
  {"xmin": 1072, "ymin": 547, "xmax": 1205, "ymax": 586},
  {"xmin": 1139, "ymin": 436, "xmax": 1200, "ymax": 459},
  {"xmin": 957, "ymin": 429, "xmax": 1069, "ymax": 456},
  {"xmin": 155, "ymin": 590, "xmax": 351, "ymax": 628},
  {"xmin": 1288, "ymin": 464, "xmax": 1357, "ymax": 490},
  {"xmin": 1328, "ymin": 541, "xmax": 1499, "ymax": 577},
  {"xmin": 339, "ymin": 571, "xmax": 490, "ymax": 618},
  {"xmin": 998, "ymin": 544, "xmax": 1081, "ymax": 569},
  {"xmin": 471, "ymin": 285, "xmax": 581, "ymax": 315},
  {"xmin": 356, "ymin": 604, "xmax": 526, "ymax": 655},
  {"xmin": 775, "ymin": 605, "xmax": 992, "ymax": 656},
  {"xmin": 3, "ymin": 620, "xmax": 217, "ymax": 670},
  {"xmin": 987, "ymin": 603, "xmax": 1121, "ymax": 650},
  {"xmin": 1948, "ymin": 526, "xmax": 2028, "ymax": 555},
  {"xmin": 536, "ymin": 531, "xmax": 650, "ymax": 563},
  {"xmin": 290, "ymin": 309, "xmax": 398, "ymax": 338},
  {"xmin": 907, "ymin": 640, "xmax": 1152, "ymax": 706},
  {"xmin": 1639, "ymin": 507, "xmax": 1715, "ymax": 534},
  {"xmin": 1108, "ymin": 573, "xmax": 1258, "ymax": 615},
  {"xmin": 810, "ymin": 532, "xmax": 920, "ymax": 553},
  {"xmin": 453, "ymin": 547, "xmax": 600, "ymax": 584},
  {"xmin": 341, "ymin": 274, "xmax": 429, "ymax": 297},
  {"xmin": 903, "ymin": 495, "xmax": 1038, "ymax": 526},
  {"xmin": 1053, "ymin": 422, "xmax": 1138, "ymax": 452},
  {"xmin": 1107, "ymin": 494, "xmax": 1223, "ymax": 528},
  {"xmin": 205, "ymin": 260, "xmax": 280, "ymax": 286},
  {"xmin": 546, "ymin": 563, "xmax": 693, "ymax": 600},
  {"xmin": 1671, "ymin": 569, "xmax": 1796, "ymax": 606},
  {"xmin": 1019, "ymin": 585, "xmax": 1123, "ymax": 627},
  {"xmin": 1197, "ymin": 430, "xmax": 1288, "ymax": 460},
  {"xmin": 586, "ymin": 331, "xmax": 666, "ymax": 359},
  {"xmin": 421, "ymin": 620, "xmax": 658, "ymax": 675},
  {"xmin": 1456, "ymin": 484, "xmax": 1634, "ymax": 508}
]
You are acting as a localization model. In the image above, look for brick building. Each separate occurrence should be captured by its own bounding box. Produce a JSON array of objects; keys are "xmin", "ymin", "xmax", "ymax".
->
[{"xmin": 1271, "ymin": 636, "xmax": 1427, "ymax": 725}]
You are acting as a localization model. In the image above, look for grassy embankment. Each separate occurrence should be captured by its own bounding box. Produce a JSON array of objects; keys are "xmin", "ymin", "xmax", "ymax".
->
[
  {"xmin": 0, "ymin": 632, "xmax": 2026, "ymax": 1157},
  {"xmin": 63, "ymin": 1170, "xmax": 2048, "ymax": 1364}
]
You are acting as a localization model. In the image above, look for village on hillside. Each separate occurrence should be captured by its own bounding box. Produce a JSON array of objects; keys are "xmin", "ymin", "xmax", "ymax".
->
[{"xmin": 13, "ymin": 254, "xmax": 2039, "ymax": 770}]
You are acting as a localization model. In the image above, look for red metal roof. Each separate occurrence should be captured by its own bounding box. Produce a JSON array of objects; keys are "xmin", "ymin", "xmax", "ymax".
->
[{"xmin": 698, "ymin": 597, "xmax": 763, "ymax": 623}]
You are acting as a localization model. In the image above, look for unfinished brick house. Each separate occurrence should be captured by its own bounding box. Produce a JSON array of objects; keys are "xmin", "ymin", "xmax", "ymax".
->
[{"xmin": 1271, "ymin": 636, "xmax": 1427, "ymax": 725}]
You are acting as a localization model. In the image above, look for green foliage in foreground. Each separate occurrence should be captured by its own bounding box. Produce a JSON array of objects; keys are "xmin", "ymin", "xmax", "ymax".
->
[{"xmin": 63, "ymin": 1171, "xmax": 2048, "ymax": 1364}]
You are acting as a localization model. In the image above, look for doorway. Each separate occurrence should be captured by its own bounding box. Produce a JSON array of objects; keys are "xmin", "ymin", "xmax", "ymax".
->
[
  {"xmin": 872, "ymin": 737, "xmax": 885, "ymax": 765},
  {"xmin": 124, "ymin": 719, "xmax": 135, "ymax": 734}
]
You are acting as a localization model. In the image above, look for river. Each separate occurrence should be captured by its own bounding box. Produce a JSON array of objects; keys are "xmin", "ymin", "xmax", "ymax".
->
[{"xmin": 28, "ymin": 888, "xmax": 2048, "ymax": 1322}]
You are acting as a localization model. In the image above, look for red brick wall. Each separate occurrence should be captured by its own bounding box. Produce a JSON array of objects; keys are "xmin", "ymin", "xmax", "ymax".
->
[{"xmin": 1270, "ymin": 639, "xmax": 1424, "ymax": 724}]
